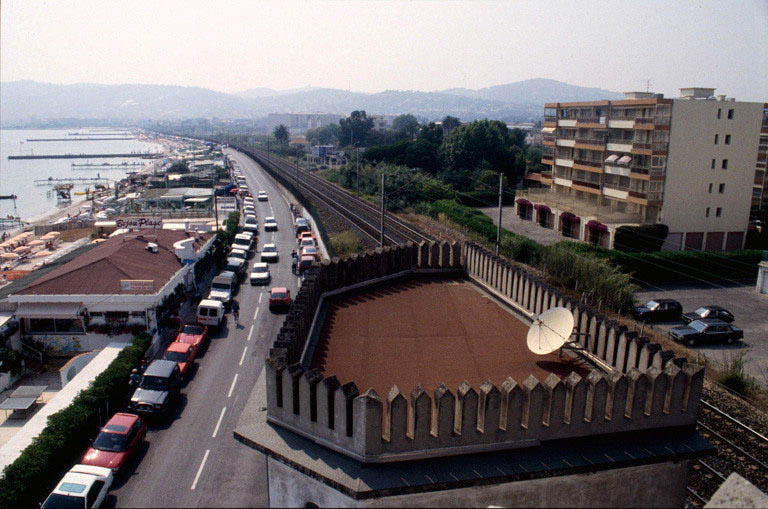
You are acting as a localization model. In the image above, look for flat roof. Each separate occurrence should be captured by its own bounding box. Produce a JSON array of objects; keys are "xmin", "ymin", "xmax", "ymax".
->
[{"xmin": 311, "ymin": 278, "xmax": 588, "ymax": 396}]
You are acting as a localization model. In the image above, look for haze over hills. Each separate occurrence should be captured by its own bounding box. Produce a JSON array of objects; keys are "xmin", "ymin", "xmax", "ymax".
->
[{"xmin": 1, "ymin": 79, "xmax": 623, "ymax": 127}]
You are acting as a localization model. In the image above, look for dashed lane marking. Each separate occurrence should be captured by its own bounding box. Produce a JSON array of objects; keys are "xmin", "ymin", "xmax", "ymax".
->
[
  {"xmin": 190, "ymin": 449, "xmax": 210, "ymax": 490},
  {"xmin": 247, "ymin": 324, "xmax": 254, "ymax": 342},
  {"xmin": 228, "ymin": 374, "xmax": 239, "ymax": 398},
  {"xmin": 253, "ymin": 307, "xmax": 259, "ymax": 321},
  {"xmin": 212, "ymin": 407, "xmax": 227, "ymax": 438},
  {"xmin": 239, "ymin": 346, "xmax": 248, "ymax": 366}
]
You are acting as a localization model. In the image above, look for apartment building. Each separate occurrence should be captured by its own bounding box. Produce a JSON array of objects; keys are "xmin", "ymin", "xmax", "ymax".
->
[{"xmin": 518, "ymin": 88, "xmax": 767, "ymax": 250}]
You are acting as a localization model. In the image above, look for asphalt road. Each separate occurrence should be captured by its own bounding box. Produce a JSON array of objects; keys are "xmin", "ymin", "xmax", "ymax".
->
[{"xmin": 109, "ymin": 148, "xmax": 300, "ymax": 507}]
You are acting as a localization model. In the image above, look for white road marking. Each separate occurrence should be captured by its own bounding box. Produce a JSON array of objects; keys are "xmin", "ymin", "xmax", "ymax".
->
[
  {"xmin": 247, "ymin": 324, "xmax": 254, "ymax": 341},
  {"xmin": 258, "ymin": 293, "xmax": 263, "ymax": 304},
  {"xmin": 239, "ymin": 346, "xmax": 248, "ymax": 366},
  {"xmin": 297, "ymin": 276, "xmax": 302, "ymax": 286},
  {"xmin": 212, "ymin": 407, "xmax": 227, "ymax": 438},
  {"xmin": 191, "ymin": 449, "xmax": 210, "ymax": 490},
  {"xmin": 253, "ymin": 307, "xmax": 259, "ymax": 321},
  {"xmin": 228, "ymin": 374, "xmax": 239, "ymax": 398}
]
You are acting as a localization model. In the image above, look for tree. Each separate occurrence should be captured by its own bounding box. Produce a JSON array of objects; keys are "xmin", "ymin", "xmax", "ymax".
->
[
  {"xmin": 167, "ymin": 160, "xmax": 189, "ymax": 174},
  {"xmin": 273, "ymin": 124, "xmax": 290, "ymax": 146},
  {"xmin": 392, "ymin": 114, "xmax": 419, "ymax": 140},
  {"xmin": 306, "ymin": 123, "xmax": 341, "ymax": 146},
  {"xmin": 441, "ymin": 115, "xmax": 461, "ymax": 135},
  {"xmin": 339, "ymin": 110, "xmax": 374, "ymax": 147}
]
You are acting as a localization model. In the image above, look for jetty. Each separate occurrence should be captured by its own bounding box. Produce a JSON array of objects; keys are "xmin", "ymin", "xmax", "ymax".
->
[
  {"xmin": 35, "ymin": 177, "xmax": 111, "ymax": 187},
  {"xmin": 8, "ymin": 153, "xmax": 161, "ymax": 160},
  {"xmin": 26, "ymin": 137, "xmax": 134, "ymax": 142}
]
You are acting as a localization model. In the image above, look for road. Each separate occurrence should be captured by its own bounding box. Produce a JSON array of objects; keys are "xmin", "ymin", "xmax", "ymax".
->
[{"xmin": 109, "ymin": 148, "xmax": 300, "ymax": 507}]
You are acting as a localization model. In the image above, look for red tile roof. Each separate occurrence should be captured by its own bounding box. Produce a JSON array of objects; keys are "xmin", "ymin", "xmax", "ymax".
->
[{"xmin": 16, "ymin": 230, "xmax": 210, "ymax": 296}]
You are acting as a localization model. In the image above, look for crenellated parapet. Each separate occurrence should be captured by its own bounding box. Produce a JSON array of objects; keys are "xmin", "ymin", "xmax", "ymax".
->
[{"xmin": 263, "ymin": 241, "xmax": 705, "ymax": 463}]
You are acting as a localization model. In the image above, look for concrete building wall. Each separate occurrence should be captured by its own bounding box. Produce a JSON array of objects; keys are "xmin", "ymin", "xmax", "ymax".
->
[
  {"xmin": 268, "ymin": 456, "xmax": 689, "ymax": 508},
  {"xmin": 662, "ymin": 99, "xmax": 763, "ymax": 243}
]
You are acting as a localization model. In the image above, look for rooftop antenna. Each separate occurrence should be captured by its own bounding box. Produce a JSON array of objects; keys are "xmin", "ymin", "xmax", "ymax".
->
[{"xmin": 646, "ymin": 79, "xmax": 651, "ymax": 93}]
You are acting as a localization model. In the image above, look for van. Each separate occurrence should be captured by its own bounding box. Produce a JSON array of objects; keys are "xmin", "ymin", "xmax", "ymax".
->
[
  {"xmin": 208, "ymin": 272, "xmax": 236, "ymax": 305},
  {"xmin": 197, "ymin": 299, "xmax": 224, "ymax": 327}
]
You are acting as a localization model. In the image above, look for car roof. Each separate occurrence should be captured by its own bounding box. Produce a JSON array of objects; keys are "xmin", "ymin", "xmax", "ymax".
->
[
  {"xmin": 701, "ymin": 305, "xmax": 726, "ymax": 311},
  {"xmin": 252, "ymin": 262, "xmax": 268, "ymax": 269},
  {"xmin": 167, "ymin": 341, "xmax": 192, "ymax": 353},
  {"xmin": 104, "ymin": 412, "xmax": 139, "ymax": 431},
  {"xmin": 144, "ymin": 359, "xmax": 177, "ymax": 377},
  {"xmin": 696, "ymin": 318, "xmax": 729, "ymax": 325},
  {"xmin": 199, "ymin": 299, "xmax": 224, "ymax": 308},
  {"xmin": 216, "ymin": 270, "xmax": 235, "ymax": 278},
  {"xmin": 263, "ymin": 243, "xmax": 276, "ymax": 248},
  {"xmin": 302, "ymin": 246, "xmax": 317, "ymax": 251},
  {"xmin": 227, "ymin": 257, "xmax": 245, "ymax": 264}
]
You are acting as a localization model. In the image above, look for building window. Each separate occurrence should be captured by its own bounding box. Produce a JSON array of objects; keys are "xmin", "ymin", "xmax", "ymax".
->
[
  {"xmin": 722, "ymin": 159, "xmax": 728, "ymax": 169},
  {"xmin": 711, "ymin": 159, "xmax": 716, "ymax": 169},
  {"xmin": 706, "ymin": 207, "xmax": 710, "ymax": 217},
  {"xmin": 719, "ymin": 183, "xmax": 725, "ymax": 193},
  {"xmin": 716, "ymin": 207, "xmax": 722, "ymax": 217},
  {"xmin": 727, "ymin": 109, "xmax": 734, "ymax": 119},
  {"xmin": 717, "ymin": 108, "xmax": 722, "ymax": 119},
  {"xmin": 714, "ymin": 134, "xmax": 719, "ymax": 144},
  {"xmin": 708, "ymin": 183, "xmax": 713, "ymax": 193},
  {"xmin": 725, "ymin": 134, "xmax": 731, "ymax": 144}
]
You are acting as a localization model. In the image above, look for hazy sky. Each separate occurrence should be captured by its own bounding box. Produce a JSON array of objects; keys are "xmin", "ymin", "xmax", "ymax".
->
[{"xmin": 2, "ymin": 0, "xmax": 766, "ymax": 100}]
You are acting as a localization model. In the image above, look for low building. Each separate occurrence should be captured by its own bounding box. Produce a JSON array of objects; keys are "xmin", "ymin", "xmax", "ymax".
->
[
  {"xmin": 6, "ymin": 230, "xmax": 212, "ymax": 351},
  {"xmin": 522, "ymin": 88, "xmax": 766, "ymax": 250}
]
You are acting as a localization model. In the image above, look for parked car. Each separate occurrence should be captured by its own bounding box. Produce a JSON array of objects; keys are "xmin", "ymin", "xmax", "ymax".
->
[
  {"xmin": 42, "ymin": 464, "xmax": 113, "ymax": 508},
  {"xmin": 196, "ymin": 300, "xmax": 224, "ymax": 328},
  {"xmin": 295, "ymin": 218, "xmax": 310, "ymax": 236},
  {"xmin": 243, "ymin": 216, "xmax": 259, "ymax": 233},
  {"xmin": 632, "ymin": 299, "xmax": 682, "ymax": 322},
  {"xmin": 682, "ymin": 305, "xmax": 735, "ymax": 324},
  {"xmin": 299, "ymin": 237, "xmax": 317, "ymax": 249},
  {"xmin": 128, "ymin": 360, "xmax": 181, "ymax": 419},
  {"xmin": 261, "ymin": 243, "xmax": 279, "ymax": 263},
  {"xmin": 163, "ymin": 341, "xmax": 198, "ymax": 377},
  {"xmin": 669, "ymin": 318, "xmax": 743, "ymax": 346},
  {"xmin": 208, "ymin": 271, "xmax": 236, "ymax": 306},
  {"xmin": 250, "ymin": 262, "xmax": 271, "ymax": 285},
  {"xmin": 80, "ymin": 413, "xmax": 146, "ymax": 476},
  {"xmin": 301, "ymin": 246, "xmax": 320, "ymax": 261},
  {"xmin": 264, "ymin": 217, "xmax": 278, "ymax": 231},
  {"xmin": 297, "ymin": 231, "xmax": 317, "ymax": 245},
  {"xmin": 225, "ymin": 257, "xmax": 247, "ymax": 281},
  {"xmin": 297, "ymin": 254, "xmax": 314, "ymax": 274},
  {"xmin": 228, "ymin": 248, "xmax": 248, "ymax": 262},
  {"xmin": 269, "ymin": 287, "xmax": 291, "ymax": 311},
  {"xmin": 233, "ymin": 233, "xmax": 255, "ymax": 252},
  {"xmin": 243, "ymin": 205, "xmax": 256, "ymax": 217},
  {"xmin": 257, "ymin": 191, "xmax": 268, "ymax": 201}
]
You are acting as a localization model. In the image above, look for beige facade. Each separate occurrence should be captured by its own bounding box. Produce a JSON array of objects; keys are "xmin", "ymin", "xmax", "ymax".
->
[{"xmin": 522, "ymin": 89, "xmax": 766, "ymax": 250}]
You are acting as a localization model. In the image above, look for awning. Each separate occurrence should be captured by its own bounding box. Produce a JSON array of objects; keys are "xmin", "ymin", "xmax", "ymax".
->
[
  {"xmin": 515, "ymin": 199, "xmax": 532, "ymax": 206},
  {"xmin": 605, "ymin": 154, "xmax": 619, "ymax": 163},
  {"xmin": 586, "ymin": 220, "xmax": 608, "ymax": 232},
  {"xmin": 617, "ymin": 155, "xmax": 633, "ymax": 165},
  {"xmin": 15, "ymin": 302, "xmax": 83, "ymax": 319},
  {"xmin": 541, "ymin": 127, "xmax": 556, "ymax": 133},
  {"xmin": 184, "ymin": 197, "xmax": 211, "ymax": 203},
  {"xmin": 533, "ymin": 204, "xmax": 551, "ymax": 213},
  {"xmin": 560, "ymin": 212, "xmax": 580, "ymax": 222}
]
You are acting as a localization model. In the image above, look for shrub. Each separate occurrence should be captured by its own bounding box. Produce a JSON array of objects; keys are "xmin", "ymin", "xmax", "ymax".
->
[
  {"xmin": 330, "ymin": 231, "xmax": 364, "ymax": 257},
  {"xmin": 719, "ymin": 352, "xmax": 752, "ymax": 396},
  {"xmin": 0, "ymin": 333, "xmax": 151, "ymax": 508}
]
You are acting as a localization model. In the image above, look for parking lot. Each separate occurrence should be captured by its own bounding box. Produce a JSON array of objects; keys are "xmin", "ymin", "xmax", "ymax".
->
[{"xmin": 636, "ymin": 282, "xmax": 768, "ymax": 384}]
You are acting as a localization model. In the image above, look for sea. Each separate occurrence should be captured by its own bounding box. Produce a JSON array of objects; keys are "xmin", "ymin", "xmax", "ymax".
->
[{"xmin": 0, "ymin": 128, "xmax": 164, "ymax": 224}]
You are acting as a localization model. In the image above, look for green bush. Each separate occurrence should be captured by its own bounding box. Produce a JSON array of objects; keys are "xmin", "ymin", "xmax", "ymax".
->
[
  {"xmin": 719, "ymin": 352, "xmax": 752, "ymax": 396},
  {"xmin": 330, "ymin": 231, "xmax": 364, "ymax": 257},
  {"xmin": 0, "ymin": 333, "xmax": 151, "ymax": 508}
]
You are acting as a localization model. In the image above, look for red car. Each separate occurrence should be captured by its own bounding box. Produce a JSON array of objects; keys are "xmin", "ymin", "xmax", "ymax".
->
[
  {"xmin": 163, "ymin": 341, "xmax": 197, "ymax": 377},
  {"xmin": 269, "ymin": 287, "xmax": 291, "ymax": 311},
  {"xmin": 81, "ymin": 413, "xmax": 146, "ymax": 475},
  {"xmin": 301, "ymin": 246, "xmax": 320, "ymax": 261},
  {"xmin": 175, "ymin": 323, "xmax": 208, "ymax": 350}
]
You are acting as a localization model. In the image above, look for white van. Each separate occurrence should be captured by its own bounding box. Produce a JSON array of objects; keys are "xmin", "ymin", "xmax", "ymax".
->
[{"xmin": 196, "ymin": 299, "xmax": 224, "ymax": 327}]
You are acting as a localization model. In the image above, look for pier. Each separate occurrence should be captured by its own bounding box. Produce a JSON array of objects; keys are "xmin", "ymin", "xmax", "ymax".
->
[
  {"xmin": 8, "ymin": 153, "xmax": 161, "ymax": 160},
  {"xmin": 34, "ymin": 177, "xmax": 111, "ymax": 186},
  {"xmin": 26, "ymin": 138, "xmax": 135, "ymax": 142}
]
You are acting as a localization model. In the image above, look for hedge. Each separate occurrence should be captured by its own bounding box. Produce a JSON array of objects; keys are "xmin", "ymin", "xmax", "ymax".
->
[{"xmin": 0, "ymin": 333, "xmax": 151, "ymax": 508}]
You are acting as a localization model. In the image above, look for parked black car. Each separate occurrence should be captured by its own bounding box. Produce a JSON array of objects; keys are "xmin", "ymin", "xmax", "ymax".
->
[
  {"xmin": 632, "ymin": 299, "xmax": 683, "ymax": 322},
  {"xmin": 669, "ymin": 318, "xmax": 743, "ymax": 346},
  {"xmin": 682, "ymin": 305, "xmax": 735, "ymax": 324}
]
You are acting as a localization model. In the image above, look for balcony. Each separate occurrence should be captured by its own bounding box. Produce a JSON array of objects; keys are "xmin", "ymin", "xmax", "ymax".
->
[
  {"xmin": 573, "ymin": 159, "xmax": 603, "ymax": 172},
  {"xmin": 575, "ymin": 138, "xmax": 606, "ymax": 149},
  {"xmin": 555, "ymin": 158, "xmax": 574, "ymax": 168},
  {"xmin": 632, "ymin": 142, "xmax": 652, "ymax": 151},
  {"xmin": 557, "ymin": 138, "xmax": 576, "ymax": 147},
  {"xmin": 544, "ymin": 115, "xmax": 557, "ymax": 123},
  {"xmin": 515, "ymin": 188, "xmax": 651, "ymax": 224},
  {"xmin": 634, "ymin": 116, "xmax": 671, "ymax": 129},
  {"xmin": 542, "ymin": 155, "xmax": 554, "ymax": 165},
  {"xmin": 602, "ymin": 183, "xmax": 629, "ymax": 200},
  {"xmin": 606, "ymin": 141, "xmax": 633, "ymax": 152},
  {"xmin": 543, "ymin": 136, "xmax": 556, "ymax": 146}
]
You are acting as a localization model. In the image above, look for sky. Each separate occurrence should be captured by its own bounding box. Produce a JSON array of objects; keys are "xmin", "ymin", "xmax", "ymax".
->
[{"xmin": 1, "ymin": 0, "xmax": 767, "ymax": 100}]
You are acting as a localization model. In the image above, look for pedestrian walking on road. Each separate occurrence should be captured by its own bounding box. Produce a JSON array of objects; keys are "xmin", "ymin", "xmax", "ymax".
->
[{"xmin": 231, "ymin": 299, "xmax": 240, "ymax": 326}]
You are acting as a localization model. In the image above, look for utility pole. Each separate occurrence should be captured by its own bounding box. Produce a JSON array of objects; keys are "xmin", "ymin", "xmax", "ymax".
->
[
  {"xmin": 380, "ymin": 172, "xmax": 385, "ymax": 246},
  {"xmin": 212, "ymin": 177, "xmax": 219, "ymax": 232},
  {"xmin": 496, "ymin": 172, "xmax": 503, "ymax": 255},
  {"xmin": 295, "ymin": 152, "xmax": 300, "ymax": 191},
  {"xmin": 355, "ymin": 144, "xmax": 360, "ymax": 196}
]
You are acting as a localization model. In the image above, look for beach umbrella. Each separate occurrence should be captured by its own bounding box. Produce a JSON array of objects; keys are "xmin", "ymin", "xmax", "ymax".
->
[
  {"xmin": 20, "ymin": 232, "xmax": 35, "ymax": 238},
  {"xmin": 33, "ymin": 250, "xmax": 53, "ymax": 258},
  {"xmin": 28, "ymin": 240, "xmax": 44, "ymax": 247},
  {"xmin": 0, "ymin": 253, "xmax": 19, "ymax": 260},
  {"xmin": 9, "ymin": 235, "xmax": 25, "ymax": 243},
  {"xmin": 47, "ymin": 231, "xmax": 62, "ymax": 237},
  {"xmin": 0, "ymin": 241, "xmax": 11, "ymax": 248},
  {"xmin": 91, "ymin": 239, "xmax": 107, "ymax": 244},
  {"xmin": 13, "ymin": 246, "xmax": 30, "ymax": 254}
]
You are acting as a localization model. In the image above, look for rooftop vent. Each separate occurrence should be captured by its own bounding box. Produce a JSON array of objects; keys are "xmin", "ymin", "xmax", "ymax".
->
[{"xmin": 146, "ymin": 242, "xmax": 159, "ymax": 253}]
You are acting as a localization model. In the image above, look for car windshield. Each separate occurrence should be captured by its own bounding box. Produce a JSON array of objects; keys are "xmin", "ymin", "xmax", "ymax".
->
[
  {"xmin": 212, "ymin": 282, "xmax": 231, "ymax": 290},
  {"xmin": 139, "ymin": 375, "xmax": 169, "ymax": 391},
  {"xmin": 689, "ymin": 321, "xmax": 708, "ymax": 332},
  {"xmin": 164, "ymin": 351, "xmax": 188, "ymax": 363},
  {"xmin": 42, "ymin": 493, "xmax": 85, "ymax": 509},
  {"xmin": 182, "ymin": 325, "xmax": 203, "ymax": 335},
  {"xmin": 263, "ymin": 246, "xmax": 276, "ymax": 253},
  {"xmin": 645, "ymin": 300, "xmax": 660, "ymax": 310},
  {"xmin": 245, "ymin": 218, "xmax": 257, "ymax": 224},
  {"xmin": 93, "ymin": 430, "xmax": 128, "ymax": 452},
  {"xmin": 694, "ymin": 307, "xmax": 709, "ymax": 316}
]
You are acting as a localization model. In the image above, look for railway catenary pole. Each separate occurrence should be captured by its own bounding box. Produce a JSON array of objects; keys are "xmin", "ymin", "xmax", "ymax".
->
[
  {"xmin": 496, "ymin": 171, "xmax": 503, "ymax": 255},
  {"xmin": 380, "ymin": 172, "xmax": 385, "ymax": 246}
]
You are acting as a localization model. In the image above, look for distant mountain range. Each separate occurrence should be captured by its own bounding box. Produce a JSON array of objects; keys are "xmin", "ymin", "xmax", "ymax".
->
[{"xmin": 1, "ymin": 78, "xmax": 623, "ymax": 126}]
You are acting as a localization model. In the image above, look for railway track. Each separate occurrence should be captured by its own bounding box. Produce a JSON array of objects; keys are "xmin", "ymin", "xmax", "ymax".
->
[
  {"xmin": 241, "ymin": 147, "xmax": 434, "ymax": 246},
  {"xmin": 687, "ymin": 393, "xmax": 768, "ymax": 506}
]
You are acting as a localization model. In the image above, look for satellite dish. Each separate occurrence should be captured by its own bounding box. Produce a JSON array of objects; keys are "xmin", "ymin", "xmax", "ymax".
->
[{"xmin": 526, "ymin": 307, "xmax": 575, "ymax": 355}]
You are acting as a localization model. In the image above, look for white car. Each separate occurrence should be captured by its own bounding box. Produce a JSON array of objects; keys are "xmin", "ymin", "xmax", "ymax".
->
[
  {"xmin": 42, "ymin": 464, "xmax": 113, "ymax": 508},
  {"xmin": 243, "ymin": 197, "xmax": 254, "ymax": 207},
  {"xmin": 243, "ymin": 205, "xmax": 256, "ymax": 216},
  {"xmin": 243, "ymin": 216, "xmax": 258, "ymax": 233},
  {"xmin": 250, "ymin": 262, "xmax": 271, "ymax": 285},
  {"xmin": 261, "ymin": 243, "xmax": 279, "ymax": 263},
  {"xmin": 264, "ymin": 217, "xmax": 278, "ymax": 231},
  {"xmin": 257, "ymin": 191, "xmax": 268, "ymax": 201},
  {"xmin": 228, "ymin": 248, "xmax": 248, "ymax": 261}
]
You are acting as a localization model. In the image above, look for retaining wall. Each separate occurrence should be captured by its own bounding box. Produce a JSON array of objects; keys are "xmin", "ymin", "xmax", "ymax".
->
[{"xmin": 265, "ymin": 242, "xmax": 704, "ymax": 463}]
